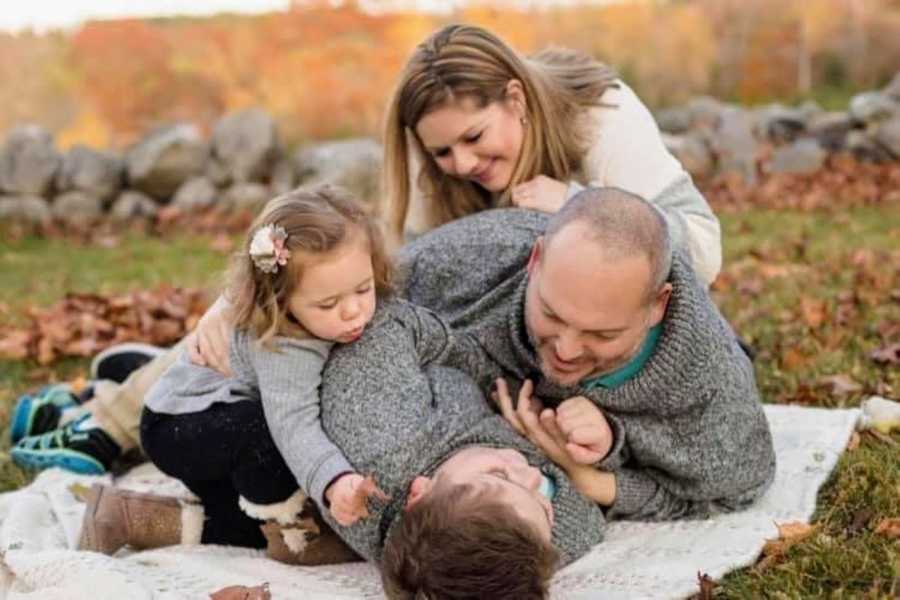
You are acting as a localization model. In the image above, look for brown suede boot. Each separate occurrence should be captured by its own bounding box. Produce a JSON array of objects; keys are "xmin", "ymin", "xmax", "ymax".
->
[
  {"xmin": 260, "ymin": 499, "xmax": 360, "ymax": 566},
  {"xmin": 78, "ymin": 483, "xmax": 203, "ymax": 554}
]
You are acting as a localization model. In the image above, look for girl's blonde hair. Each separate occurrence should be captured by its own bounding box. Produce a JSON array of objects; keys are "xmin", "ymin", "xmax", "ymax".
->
[
  {"xmin": 382, "ymin": 23, "xmax": 618, "ymax": 245},
  {"xmin": 228, "ymin": 184, "xmax": 392, "ymax": 346}
]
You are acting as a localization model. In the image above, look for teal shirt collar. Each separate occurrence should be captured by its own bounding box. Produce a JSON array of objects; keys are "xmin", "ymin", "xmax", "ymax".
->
[{"xmin": 581, "ymin": 324, "xmax": 663, "ymax": 390}]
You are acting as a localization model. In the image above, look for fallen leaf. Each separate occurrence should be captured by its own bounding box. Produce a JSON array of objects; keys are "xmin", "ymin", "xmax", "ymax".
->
[
  {"xmin": 781, "ymin": 347, "xmax": 808, "ymax": 371},
  {"xmin": 695, "ymin": 572, "xmax": 717, "ymax": 600},
  {"xmin": 847, "ymin": 508, "xmax": 873, "ymax": 534},
  {"xmin": 0, "ymin": 330, "xmax": 32, "ymax": 360},
  {"xmin": 758, "ymin": 522, "xmax": 819, "ymax": 571},
  {"xmin": 874, "ymin": 518, "xmax": 900, "ymax": 539},
  {"xmin": 870, "ymin": 344, "xmax": 900, "ymax": 366},
  {"xmin": 209, "ymin": 233, "xmax": 235, "ymax": 254},
  {"xmin": 817, "ymin": 374, "xmax": 863, "ymax": 396},
  {"xmin": 846, "ymin": 431, "xmax": 861, "ymax": 451},
  {"xmin": 800, "ymin": 296, "xmax": 827, "ymax": 328}
]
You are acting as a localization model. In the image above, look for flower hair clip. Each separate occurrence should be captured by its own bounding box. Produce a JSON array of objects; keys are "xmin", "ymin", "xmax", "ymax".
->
[{"xmin": 250, "ymin": 224, "xmax": 291, "ymax": 274}]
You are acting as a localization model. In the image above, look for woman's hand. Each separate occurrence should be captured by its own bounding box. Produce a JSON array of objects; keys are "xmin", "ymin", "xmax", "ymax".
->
[
  {"xmin": 187, "ymin": 295, "xmax": 234, "ymax": 376},
  {"xmin": 325, "ymin": 474, "xmax": 389, "ymax": 527},
  {"xmin": 510, "ymin": 175, "xmax": 568, "ymax": 213}
]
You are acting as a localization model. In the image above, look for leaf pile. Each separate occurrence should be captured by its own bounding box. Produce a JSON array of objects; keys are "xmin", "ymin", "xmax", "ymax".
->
[
  {"xmin": 0, "ymin": 287, "xmax": 209, "ymax": 364},
  {"xmin": 700, "ymin": 154, "xmax": 900, "ymax": 213}
]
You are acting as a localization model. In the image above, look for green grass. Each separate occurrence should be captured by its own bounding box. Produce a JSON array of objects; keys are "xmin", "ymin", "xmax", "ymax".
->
[{"xmin": 1, "ymin": 209, "xmax": 898, "ymax": 595}]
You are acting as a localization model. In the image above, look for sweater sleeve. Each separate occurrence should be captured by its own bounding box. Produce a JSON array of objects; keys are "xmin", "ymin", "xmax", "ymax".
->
[
  {"xmin": 580, "ymin": 82, "xmax": 722, "ymax": 286},
  {"xmin": 235, "ymin": 333, "xmax": 354, "ymax": 510}
]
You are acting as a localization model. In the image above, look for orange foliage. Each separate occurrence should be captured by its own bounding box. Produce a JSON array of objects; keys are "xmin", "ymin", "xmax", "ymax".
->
[{"xmin": 0, "ymin": 0, "xmax": 895, "ymax": 149}]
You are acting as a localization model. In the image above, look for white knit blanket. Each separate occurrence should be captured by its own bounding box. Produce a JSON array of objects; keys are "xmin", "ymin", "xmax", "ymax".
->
[{"xmin": 0, "ymin": 405, "xmax": 858, "ymax": 600}]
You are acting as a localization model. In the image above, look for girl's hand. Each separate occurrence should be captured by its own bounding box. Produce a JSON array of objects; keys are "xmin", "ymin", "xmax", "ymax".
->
[
  {"xmin": 325, "ymin": 474, "xmax": 389, "ymax": 527},
  {"xmin": 510, "ymin": 175, "xmax": 568, "ymax": 214},
  {"xmin": 556, "ymin": 396, "xmax": 614, "ymax": 464},
  {"xmin": 187, "ymin": 295, "xmax": 234, "ymax": 376}
]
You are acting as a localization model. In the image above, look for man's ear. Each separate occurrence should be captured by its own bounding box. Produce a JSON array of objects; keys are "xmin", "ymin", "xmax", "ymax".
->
[
  {"xmin": 648, "ymin": 282, "xmax": 672, "ymax": 327},
  {"xmin": 405, "ymin": 476, "xmax": 434, "ymax": 511},
  {"xmin": 505, "ymin": 79, "xmax": 527, "ymax": 119},
  {"xmin": 527, "ymin": 237, "xmax": 544, "ymax": 276}
]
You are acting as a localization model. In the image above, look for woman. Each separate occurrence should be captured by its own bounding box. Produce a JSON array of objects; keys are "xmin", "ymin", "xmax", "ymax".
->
[{"xmin": 382, "ymin": 23, "xmax": 721, "ymax": 287}]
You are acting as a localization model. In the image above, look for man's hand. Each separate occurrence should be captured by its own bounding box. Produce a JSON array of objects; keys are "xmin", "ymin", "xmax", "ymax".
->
[
  {"xmin": 556, "ymin": 396, "xmax": 613, "ymax": 464},
  {"xmin": 187, "ymin": 295, "xmax": 234, "ymax": 376},
  {"xmin": 510, "ymin": 175, "xmax": 568, "ymax": 213},
  {"xmin": 325, "ymin": 474, "xmax": 389, "ymax": 527},
  {"xmin": 494, "ymin": 378, "xmax": 576, "ymax": 471}
]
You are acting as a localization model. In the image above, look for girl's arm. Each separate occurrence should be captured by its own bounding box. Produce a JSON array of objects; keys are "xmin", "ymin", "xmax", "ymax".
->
[{"xmin": 232, "ymin": 332, "xmax": 355, "ymax": 512}]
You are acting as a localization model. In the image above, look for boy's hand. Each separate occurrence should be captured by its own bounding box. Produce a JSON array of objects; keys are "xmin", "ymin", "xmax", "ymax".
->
[
  {"xmin": 325, "ymin": 474, "xmax": 389, "ymax": 526},
  {"xmin": 556, "ymin": 396, "xmax": 613, "ymax": 464}
]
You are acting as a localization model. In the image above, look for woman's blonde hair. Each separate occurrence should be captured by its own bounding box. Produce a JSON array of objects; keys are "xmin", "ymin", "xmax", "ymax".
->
[
  {"xmin": 227, "ymin": 184, "xmax": 392, "ymax": 346},
  {"xmin": 382, "ymin": 23, "xmax": 618, "ymax": 244}
]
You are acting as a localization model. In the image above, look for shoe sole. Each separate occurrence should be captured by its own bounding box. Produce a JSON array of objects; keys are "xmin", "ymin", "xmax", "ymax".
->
[
  {"xmin": 89, "ymin": 343, "xmax": 166, "ymax": 380},
  {"xmin": 11, "ymin": 447, "xmax": 106, "ymax": 475}
]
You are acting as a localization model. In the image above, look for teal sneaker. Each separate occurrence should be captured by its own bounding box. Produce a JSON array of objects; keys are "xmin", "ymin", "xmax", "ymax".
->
[
  {"xmin": 9, "ymin": 384, "xmax": 81, "ymax": 444},
  {"xmin": 11, "ymin": 415, "xmax": 121, "ymax": 475}
]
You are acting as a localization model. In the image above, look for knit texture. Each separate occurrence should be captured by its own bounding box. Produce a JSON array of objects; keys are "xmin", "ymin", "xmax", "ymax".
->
[
  {"xmin": 144, "ymin": 332, "xmax": 353, "ymax": 508},
  {"xmin": 397, "ymin": 207, "xmax": 776, "ymax": 521},
  {"xmin": 319, "ymin": 299, "xmax": 605, "ymax": 565}
]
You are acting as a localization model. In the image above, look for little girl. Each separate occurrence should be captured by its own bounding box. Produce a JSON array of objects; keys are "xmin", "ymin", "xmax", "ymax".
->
[{"xmin": 138, "ymin": 184, "xmax": 390, "ymax": 553}]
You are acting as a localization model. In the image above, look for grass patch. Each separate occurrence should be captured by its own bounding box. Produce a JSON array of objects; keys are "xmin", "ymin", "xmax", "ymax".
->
[{"xmin": 0, "ymin": 208, "xmax": 898, "ymax": 595}]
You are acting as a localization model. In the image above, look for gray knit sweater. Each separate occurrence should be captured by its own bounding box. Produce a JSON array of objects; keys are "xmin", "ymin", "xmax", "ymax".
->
[
  {"xmin": 396, "ymin": 208, "xmax": 776, "ymax": 521},
  {"xmin": 319, "ymin": 299, "xmax": 605, "ymax": 565},
  {"xmin": 144, "ymin": 332, "xmax": 353, "ymax": 509}
]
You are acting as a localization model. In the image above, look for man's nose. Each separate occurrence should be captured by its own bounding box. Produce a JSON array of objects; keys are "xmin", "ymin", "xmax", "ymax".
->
[
  {"xmin": 513, "ymin": 464, "xmax": 542, "ymax": 491},
  {"xmin": 555, "ymin": 329, "xmax": 584, "ymax": 361}
]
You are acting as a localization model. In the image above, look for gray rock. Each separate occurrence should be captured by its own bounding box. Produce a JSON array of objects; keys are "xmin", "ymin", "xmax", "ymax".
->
[
  {"xmin": 655, "ymin": 107, "xmax": 692, "ymax": 134},
  {"xmin": 874, "ymin": 117, "xmax": 900, "ymax": 158},
  {"xmin": 211, "ymin": 108, "xmax": 281, "ymax": 184},
  {"xmin": 294, "ymin": 138, "xmax": 383, "ymax": 204},
  {"xmin": 883, "ymin": 71, "xmax": 900, "ymax": 101},
  {"xmin": 0, "ymin": 125, "xmax": 62, "ymax": 196},
  {"xmin": 798, "ymin": 100, "xmax": 824, "ymax": 122},
  {"xmin": 848, "ymin": 91, "xmax": 899, "ymax": 124},
  {"xmin": 172, "ymin": 176, "xmax": 218, "ymax": 211},
  {"xmin": 662, "ymin": 133, "xmax": 714, "ymax": 178},
  {"xmin": 51, "ymin": 191, "xmax": 104, "ymax": 227},
  {"xmin": 711, "ymin": 108, "xmax": 758, "ymax": 184},
  {"xmin": 222, "ymin": 182, "xmax": 270, "ymax": 212},
  {"xmin": 0, "ymin": 195, "xmax": 51, "ymax": 225},
  {"xmin": 808, "ymin": 112, "xmax": 856, "ymax": 151},
  {"xmin": 846, "ymin": 130, "xmax": 894, "ymax": 162},
  {"xmin": 110, "ymin": 190, "xmax": 159, "ymax": 221},
  {"xmin": 55, "ymin": 145, "xmax": 123, "ymax": 201},
  {"xmin": 126, "ymin": 123, "xmax": 208, "ymax": 200},
  {"xmin": 686, "ymin": 96, "xmax": 725, "ymax": 130},
  {"xmin": 269, "ymin": 158, "xmax": 296, "ymax": 196},
  {"xmin": 205, "ymin": 157, "xmax": 231, "ymax": 187},
  {"xmin": 754, "ymin": 103, "xmax": 807, "ymax": 143},
  {"xmin": 769, "ymin": 138, "xmax": 827, "ymax": 174}
]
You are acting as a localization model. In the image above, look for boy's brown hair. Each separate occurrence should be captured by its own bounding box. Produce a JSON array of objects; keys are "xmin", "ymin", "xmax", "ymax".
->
[
  {"xmin": 381, "ymin": 483, "xmax": 559, "ymax": 600},
  {"xmin": 227, "ymin": 184, "xmax": 392, "ymax": 346}
]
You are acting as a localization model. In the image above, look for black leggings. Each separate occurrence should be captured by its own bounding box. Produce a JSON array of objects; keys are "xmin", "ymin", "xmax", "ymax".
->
[{"xmin": 140, "ymin": 401, "xmax": 300, "ymax": 548}]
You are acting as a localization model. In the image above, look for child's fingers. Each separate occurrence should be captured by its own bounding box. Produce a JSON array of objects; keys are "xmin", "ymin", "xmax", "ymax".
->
[{"xmin": 495, "ymin": 378, "xmax": 526, "ymax": 436}]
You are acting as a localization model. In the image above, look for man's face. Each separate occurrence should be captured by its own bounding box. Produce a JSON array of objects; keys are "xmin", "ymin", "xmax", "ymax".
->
[
  {"xmin": 524, "ymin": 223, "xmax": 670, "ymax": 387},
  {"xmin": 430, "ymin": 447, "xmax": 554, "ymax": 542}
]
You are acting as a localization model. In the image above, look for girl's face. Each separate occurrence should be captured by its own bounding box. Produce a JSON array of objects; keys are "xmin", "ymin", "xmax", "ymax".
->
[
  {"xmin": 415, "ymin": 84, "xmax": 526, "ymax": 193},
  {"xmin": 287, "ymin": 232, "xmax": 377, "ymax": 344}
]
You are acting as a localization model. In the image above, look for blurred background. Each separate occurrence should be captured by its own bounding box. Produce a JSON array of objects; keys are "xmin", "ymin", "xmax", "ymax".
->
[{"xmin": 3, "ymin": 0, "xmax": 899, "ymax": 149}]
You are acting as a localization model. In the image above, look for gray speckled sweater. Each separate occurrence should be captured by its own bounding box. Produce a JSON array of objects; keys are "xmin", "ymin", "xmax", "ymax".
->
[
  {"xmin": 396, "ymin": 207, "xmax": 776, "ymax": 521},
  {"xmin": 144, "ymin": 331, "xmax": 353, "ymax": 509},
  {"xmin": 318, "ymin": 299, "xmax": 604, "ymax": 565}
]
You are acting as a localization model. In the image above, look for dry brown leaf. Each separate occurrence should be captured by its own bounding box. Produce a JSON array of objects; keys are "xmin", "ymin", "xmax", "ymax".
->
[
  {"xmin": 0, "ymin": 330, "xmax": 32, "ymax": 360},
  {"xmin": 800, "ymin": 296, "xmax": 827, "ymax": 328},
  {"xmin": 781, "ymin": 347, "xmax": 808, "ymax": 371},
  {"xmin": 870, "ymin": 343, "xmax": 900, "ymax": 366},
  {"xmin": 210, "ymin": 233, "xmax": 235, "ymax": 254},
  {"xmin": 846, "ymin": 431, "xmax": 861, "ymax": 451},
  {"xmin": 817, "ymin": 374, "xmax": 863, "ymax": 396},
  {"xmin": 874, "ymin": 518, "xmax": 900, "ymax": 539},
  {"xmin": 695, "ymin": 572, "xmax": 717, "ymax": 600}
]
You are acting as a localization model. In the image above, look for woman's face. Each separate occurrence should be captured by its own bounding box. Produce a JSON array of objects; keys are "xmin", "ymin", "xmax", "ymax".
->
[{"xmin": 415, "ymin": 86, "xmax": 526, "ymax": 193}]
